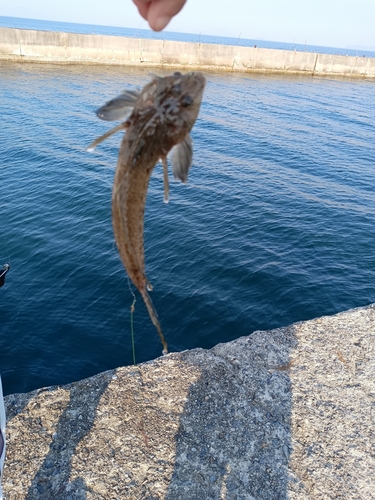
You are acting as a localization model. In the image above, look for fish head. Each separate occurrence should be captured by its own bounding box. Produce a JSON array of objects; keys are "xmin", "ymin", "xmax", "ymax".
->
[
  {"xmin": 89, "ymin": 72, "xmax": 206, "ymax": 159},
  {"xmin": 150, "ymin": 72, "xmax": 206, "ymax": 135},
  {"xmin": 164, "ymin": 71, "xmax": 206, "ymax": 128},
  {"xmin": 128, "ymin": 72, "xmax": 205, "ymax": 139},
  {"xmin": 94, "ymin": 72, "xmax": 205, "ymax": 133}
]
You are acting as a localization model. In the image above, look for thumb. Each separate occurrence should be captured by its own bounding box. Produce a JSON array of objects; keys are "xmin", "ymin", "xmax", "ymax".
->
[{"xmin": 147, "ymin": 0, "xmax": 187, "ymax": 31}]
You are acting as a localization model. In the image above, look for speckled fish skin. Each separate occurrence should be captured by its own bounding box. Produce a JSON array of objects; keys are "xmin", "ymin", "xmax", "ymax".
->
[{"xmin": 91, "ymin": 72, "xmax": 206, "ymax": 353}]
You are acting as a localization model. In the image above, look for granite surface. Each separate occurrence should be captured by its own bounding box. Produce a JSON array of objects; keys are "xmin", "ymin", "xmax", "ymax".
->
[{"xmin": 3, "ymin": 304, "xmax": 375, "ymax": 499}]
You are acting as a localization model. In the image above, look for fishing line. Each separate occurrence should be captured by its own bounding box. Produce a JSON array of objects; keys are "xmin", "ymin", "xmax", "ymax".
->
[
  {"xmin": 127, "ymin": 276, "xmax": 137, "ymax": 366},
  {"xmin": 126, "ymin": 276, "xmax": 150, "ymax": 448}
]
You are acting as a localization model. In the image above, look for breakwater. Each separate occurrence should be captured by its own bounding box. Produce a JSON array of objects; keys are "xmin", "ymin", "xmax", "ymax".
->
[
  {"xmin": 3, "ymin": 304, "xmax": 375, "ymax": 498},
  {"xmin": 1, "ymin": 26, "xmax": 375, "ymax": 77}
]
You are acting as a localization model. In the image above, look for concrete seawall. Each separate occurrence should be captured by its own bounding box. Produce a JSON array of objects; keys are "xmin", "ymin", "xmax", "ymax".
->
[
  {"xmin": 1, "ymin": 27, "xmax": 375, "ymax": 78},
  {"xmin": 3, "ymin": 304, "xmax": 375, "ymax": 498}
]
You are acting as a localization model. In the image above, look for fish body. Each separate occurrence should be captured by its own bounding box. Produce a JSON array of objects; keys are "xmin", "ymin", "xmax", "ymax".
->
[{"xmin": 88, "ymin": 72, "xmax": 206, "ymax": 353}]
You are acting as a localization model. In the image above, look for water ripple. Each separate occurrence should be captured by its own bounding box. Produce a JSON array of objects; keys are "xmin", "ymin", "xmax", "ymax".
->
[{"xmin": 1, "ymin": 62, "xmax": 375, "ymax": 394}]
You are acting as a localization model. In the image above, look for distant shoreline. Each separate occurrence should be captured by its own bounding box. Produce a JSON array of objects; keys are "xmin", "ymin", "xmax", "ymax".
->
[{"xmin": 1, "ymin": 27, "xmax": 374, "ymax": 78}]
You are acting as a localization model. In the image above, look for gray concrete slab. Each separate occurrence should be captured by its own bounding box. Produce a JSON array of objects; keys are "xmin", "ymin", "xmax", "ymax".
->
[
  {"xmin": 1, "ymin": 28, "xmax": 375, "ymax": 78},
  {"xmin": 3, "ymin": 304, "xmax": 375, "ymax": 499}
]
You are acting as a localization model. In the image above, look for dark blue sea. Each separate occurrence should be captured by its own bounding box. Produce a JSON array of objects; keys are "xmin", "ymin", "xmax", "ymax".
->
[{"xmin": 1, "ymin": 19, "xmax": 375, "ymax": 397}]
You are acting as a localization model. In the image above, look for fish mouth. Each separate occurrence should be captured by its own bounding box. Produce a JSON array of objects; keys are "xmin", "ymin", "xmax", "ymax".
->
[
  {"xmin": 179, "ymin": 72, "xmax": 206, "ymax": 100},
  {"xmin": 188, "ymin": 71, "xmax": 206, "ymax": 88}
]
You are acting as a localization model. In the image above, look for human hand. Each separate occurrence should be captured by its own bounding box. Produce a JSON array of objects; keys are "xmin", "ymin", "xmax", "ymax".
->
[{"xmin": 132, "ymin": 0, "xmax": 187, "ymax": 31}]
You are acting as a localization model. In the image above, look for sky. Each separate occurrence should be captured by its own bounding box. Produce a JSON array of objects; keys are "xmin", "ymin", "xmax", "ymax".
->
[{"xmin": 1, "ymin": 0, "xmax": 374, "ymax": 50}]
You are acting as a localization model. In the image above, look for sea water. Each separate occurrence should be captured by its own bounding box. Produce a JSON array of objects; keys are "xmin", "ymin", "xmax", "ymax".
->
[{"xmin": 1, "ymin": 19, "xmax": 375, "ymax": 395}]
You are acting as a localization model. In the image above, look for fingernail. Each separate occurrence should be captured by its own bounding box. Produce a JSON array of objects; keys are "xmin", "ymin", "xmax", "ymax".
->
[{"xmin": 152, "ymin": 15, "xmax": 171, "ymax": 31}]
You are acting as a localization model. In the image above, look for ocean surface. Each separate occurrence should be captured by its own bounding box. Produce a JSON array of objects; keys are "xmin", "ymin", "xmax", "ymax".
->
[
  {"xmin": 1, "ymin": 15, "xmax": 375, "ymax": 58},
  {"xmin": 1, "ymin": 21, "xmax": 375, "ymax": 397}
]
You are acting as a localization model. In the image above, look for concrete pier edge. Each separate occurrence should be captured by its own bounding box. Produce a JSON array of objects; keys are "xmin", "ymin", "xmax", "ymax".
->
[
  {"xmin": 2, "ymin": 303, "xmax": 374, "ymax": 499},
  {"xmin": 1, "ymin": 27, "xmax": 375, "ymax": 78}
]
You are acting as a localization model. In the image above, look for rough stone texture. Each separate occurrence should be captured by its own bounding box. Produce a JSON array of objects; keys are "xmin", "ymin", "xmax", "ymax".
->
[
  {"xmin": 3, "ymin": 304, "xmax": 375, "ymax": 499},
  {"xmin": 1, "ymin": 27, "xmax": 375, "ymax": 78}
]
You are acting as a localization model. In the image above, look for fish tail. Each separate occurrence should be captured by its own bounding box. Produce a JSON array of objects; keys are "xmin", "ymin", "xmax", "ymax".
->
[{"xmin": 140, "ymin": 288, "xmax": 168, "ymax": 355}]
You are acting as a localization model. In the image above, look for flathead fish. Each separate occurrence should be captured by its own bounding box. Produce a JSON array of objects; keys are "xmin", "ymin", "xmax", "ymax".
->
[{"xmin": 88, "ymin": 72, "xmax": 206, "ymax": 354}]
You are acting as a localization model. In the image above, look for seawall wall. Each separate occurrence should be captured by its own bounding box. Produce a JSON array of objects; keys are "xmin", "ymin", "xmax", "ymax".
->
[
  {"xmin": 1, "ymin": 27, "xmax": 375, "ymax": 78},
  {"xmin": 3, "ymin": 304, "xmax": 375, "ymax": 498}
]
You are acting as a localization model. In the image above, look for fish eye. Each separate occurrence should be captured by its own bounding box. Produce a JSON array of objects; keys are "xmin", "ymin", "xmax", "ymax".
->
[
  {"xmin": 181, "ymin": 94, "xmax": 193, "ymax": 107},
  {"xmin": 172, "ymin": 83, "xmax": 182, "ymax": 95}
]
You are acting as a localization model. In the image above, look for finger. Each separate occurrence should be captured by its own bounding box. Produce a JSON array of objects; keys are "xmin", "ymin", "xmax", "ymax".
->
[
  {"xmin": 132, "ymin": 0, "xmax": 151, "ymax": 21},
  {"xmin": 147, "ymin": 0, "xmax": 187, "ymax": 31}
]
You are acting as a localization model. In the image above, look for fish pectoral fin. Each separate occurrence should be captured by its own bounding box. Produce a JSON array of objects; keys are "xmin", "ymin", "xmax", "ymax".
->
[
  {"xmin": 162, "ymin": 157, "xmax": 170, "ymax": 203},
  {"xmin": 146, "ymin": 277, "xmax": 153, "ymax": 292},
  {"xmin": 96, "ymin": 89, "xmax": 140, "ymax": 122},
  {"xmin": 168, "ymin": 134, "xmax": 193, "ymax": 183},
  {"xmin": 86, "ymin": 123, "xmax": 128, "ymax": 152}
]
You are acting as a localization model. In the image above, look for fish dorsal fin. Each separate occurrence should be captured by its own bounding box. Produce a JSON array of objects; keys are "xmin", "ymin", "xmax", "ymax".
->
[
  {"xmin": 96, "ymin": 89, "xmax": 140, "ymax": 122},
  {"xmin": 169, "ymin": 134, "xmax": 193, "ymax": 183}
]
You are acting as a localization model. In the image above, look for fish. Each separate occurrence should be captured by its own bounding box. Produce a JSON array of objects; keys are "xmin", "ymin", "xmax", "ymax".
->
[{"xmin": 88, "ymin": 72, "xmax": 206, "ymax": 354}]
